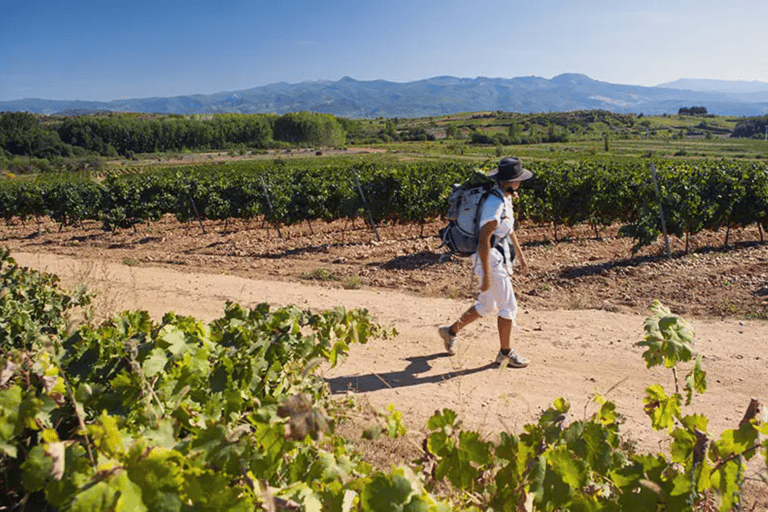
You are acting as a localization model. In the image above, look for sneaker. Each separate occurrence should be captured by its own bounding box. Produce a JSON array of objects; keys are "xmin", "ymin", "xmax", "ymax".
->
[
  {"xmin": 438, "ymin": 326, "xmax": 456, "ymax": 355},
  {"xmin": 495, "ymin": 350, "xmax": 529, "ymax": 368}
]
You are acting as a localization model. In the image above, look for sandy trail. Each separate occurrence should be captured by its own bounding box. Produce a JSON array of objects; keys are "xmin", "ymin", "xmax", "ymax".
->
[{"xmin": 14, "ymin": 250, "xmax": 767, "ymax": 457}]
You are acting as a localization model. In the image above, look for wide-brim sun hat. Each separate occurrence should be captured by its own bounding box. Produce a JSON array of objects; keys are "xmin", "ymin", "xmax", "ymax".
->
[{"xmin": 488, "ymin": 157, "xmax": 533, "ymax": 181}]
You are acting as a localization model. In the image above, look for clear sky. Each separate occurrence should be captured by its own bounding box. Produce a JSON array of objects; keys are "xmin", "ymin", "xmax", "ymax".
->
[{"xmin": 2, "ymin": 0, "xmax": 767, "ymax": 102}]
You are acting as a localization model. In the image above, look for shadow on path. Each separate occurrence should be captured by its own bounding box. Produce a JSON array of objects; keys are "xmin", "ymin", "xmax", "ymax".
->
[{"xmin": 327, "ymin": 353, "xmax": 498, "ymax": 394}]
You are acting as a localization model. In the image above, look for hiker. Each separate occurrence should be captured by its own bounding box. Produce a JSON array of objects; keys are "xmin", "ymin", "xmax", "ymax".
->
[{"xmin": 439, "ymin": 157, "xmax": 532, "ymax": 368}]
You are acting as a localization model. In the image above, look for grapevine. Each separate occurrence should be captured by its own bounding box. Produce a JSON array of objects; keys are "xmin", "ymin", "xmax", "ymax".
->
[{"xmin": 1, "ymin": 159, "xmax": 767, "ymax": 254}]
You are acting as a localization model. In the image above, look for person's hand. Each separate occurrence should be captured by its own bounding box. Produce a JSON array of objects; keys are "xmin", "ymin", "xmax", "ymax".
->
[{"xmin": 480, "ymin": 274, "xmax": 491, "ymax": 292}]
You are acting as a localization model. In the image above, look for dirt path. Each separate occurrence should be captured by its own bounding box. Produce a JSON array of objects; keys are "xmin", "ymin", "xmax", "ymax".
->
[{"xmin": 14, "ymin": 251, "xmax": 767, "ymax": 457}]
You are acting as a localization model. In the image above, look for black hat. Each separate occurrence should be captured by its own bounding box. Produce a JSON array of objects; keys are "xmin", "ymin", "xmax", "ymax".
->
[{"xmin": 488, "ymin": 157, "xmax": 533, "ymax": 181}]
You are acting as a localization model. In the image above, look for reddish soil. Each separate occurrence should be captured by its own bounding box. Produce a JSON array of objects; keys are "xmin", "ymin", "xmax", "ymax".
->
[{"xmin": 6, "ymin": 215, "xmax": 767, "ymax": 319}]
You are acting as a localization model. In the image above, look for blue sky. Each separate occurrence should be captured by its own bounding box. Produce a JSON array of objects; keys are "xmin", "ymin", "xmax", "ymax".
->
[{"xmin": 2, "ymin": 0, "xmax": 767, "ymax": 102}]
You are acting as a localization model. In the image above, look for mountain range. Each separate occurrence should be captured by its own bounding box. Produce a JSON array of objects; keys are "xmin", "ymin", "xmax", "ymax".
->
[{"xmin": 2, "ymin": 74, "xmax": 768, "ymax": 118}]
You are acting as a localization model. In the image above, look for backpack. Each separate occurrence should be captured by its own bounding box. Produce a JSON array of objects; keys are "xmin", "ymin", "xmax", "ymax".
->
[{"xmin": 439, "ymin": 177, "xmax": 504, "ymax": 257}]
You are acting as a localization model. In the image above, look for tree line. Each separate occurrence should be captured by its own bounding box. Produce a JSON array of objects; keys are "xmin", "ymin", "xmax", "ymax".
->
[
  {"xmin": 4, "ymin": 109, "xmax": 768, "ymax": 174},
  {"xmin": 0, "ymin": 111, "xmax": 351, "ymax": 162},
  {"xmin": 731, "ymin": 114, "xmax": 768, "ymax": 138},
  {"xmin": 677, "ymin": 106, "xmax": 708, "ymax": 116}
]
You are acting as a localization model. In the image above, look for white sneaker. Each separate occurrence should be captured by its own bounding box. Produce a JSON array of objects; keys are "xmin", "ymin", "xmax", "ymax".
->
[
  {"xmin": 495, "ymin": 350, "xmax": 529, "ymax": 368},
  {"xmin": 438, "ymin": 326, "xmax": 456, "ymax": 355}
]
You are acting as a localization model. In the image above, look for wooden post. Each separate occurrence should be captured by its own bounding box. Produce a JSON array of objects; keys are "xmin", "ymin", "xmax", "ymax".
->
[
  {"xmin": 650, "ymin": 164, "xmax": 671, "ymax": 258},
  {"xmin": 187, "ymin": 195, "xmax": 207, "ymax": 234},
  {"xmin": 352, "ymin": 169, "xmax": 380, "ymax": 241},
  {"xmin": 259, "ymin": 176, "xmax": 283, "ymax": 239}
]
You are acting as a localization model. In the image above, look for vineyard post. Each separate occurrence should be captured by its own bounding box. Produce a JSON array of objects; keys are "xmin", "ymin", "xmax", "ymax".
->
[
  {"xmin": 352, "ymin": 169, "xmax": 380, "ymax": 242},
  {"xmin": 259, "ymin": 176, "xmax": 283, "ymax": 239},
  {"xmin": 187, "ymin": 195, "xmax": 207, "ymax": 234},
  {"xmin": 650, "ymin": 164, "xmax": 671, "ymax": 258}
]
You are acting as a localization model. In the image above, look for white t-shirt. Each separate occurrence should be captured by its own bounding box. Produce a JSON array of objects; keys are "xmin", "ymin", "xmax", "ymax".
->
[{"xmin": 474, "ymin": 187, "xmax": 515, "ymax": 273}]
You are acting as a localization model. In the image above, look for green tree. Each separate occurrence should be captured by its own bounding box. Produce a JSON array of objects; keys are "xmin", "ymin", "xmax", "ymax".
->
[
  {"xmin": 0, "ymin": 112, "xmax": 72, "ymax": 159},
  {"xmin": 273, "ymin": 112, "xmax": 346, "ymax": 147}
]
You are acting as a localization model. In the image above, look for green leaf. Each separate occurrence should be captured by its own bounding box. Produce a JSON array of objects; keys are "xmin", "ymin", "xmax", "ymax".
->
[
  {"xmin": 594, "ymin": 394, "xmax": 618, "ymax": 426},
  {"xmin": 669, "ymin": 427, "xmax": 696, "ymax": 465},
  {"xmin": 426, "ymin": 408, "xmax": 457, "ymax": 432},
  {"xmin": 359, "ymin": 471, "xmax": 419, "ymax": 512},
  {"xmin": 717, "ymin": 423, "xmax": 758, "ymax": 460},
  {"xmin": 141, "ymin": 347, "xmax": 168, "ymax": 378},
  {"xmin": 309, "ymin": 451, "xmax": 349, "ymax": 483},
  {"xmin": 612, "ymin": 456, "xmax": 666, "ymax": 510},
  {"xmin": 638, "ymin": 301, "xmax": 695, "ymax": 369},
  {"xmin": 126, "ymin": 447, "xmax": 184, "ymax": 512},
  {"xmin": 457, "ymin": 430, "xmax": 492, "ymax": 466},
  {"xmin": 566, "ymin": 421, "xmax": 621, "ymax": 475},
  {"xmin": 18, "ymin": 392, "xmax": 44, "ymax": 431},
  {"xmin": 0, "ymin": 384, "xmax": 22, "ymax": 457},
  {"xmin": 679, "ymin": 413, "xmax": 709, "ymax": 433},
  {"xmin": 155, "ymin": 325, "xmax": 188, "ymax": 358},
  {"xmin": 684, "ymin": 355, "xmax": 707, "ymax": 404},
  {"xmin": 182, "ymin": 470, "xmax": 252, "ymax": 511},
  {"xmin": 425, "ymin": 431, "xmax": 450, "ymax": 457},
  {"xmin": 552, "ymin": 397, "xmax": 570, "ymax": 413},
  {"xmin": 643, "ymin": 384, "xmax": 681, "ymax": 431},
  {"xmin": 71, "ymin": 471, "xmax": 147, "ymax": 512},
  {"xmin": 87, "ymin": 412, "xmax": 125, "ymax": 458},
  {"xmin": 710, "ymin": 460, "xmax": 743, "ymax": 512},
  {"xmin": 21, "ymin": 444, "xmax": 54, "ymax": 492},
  {"xmin": 547, "ymin": 445, "xmax": 588, "ymax": 489},
  {"xmin": 138, "ymin": 418, "xmax": 178, "ymax": 449}
]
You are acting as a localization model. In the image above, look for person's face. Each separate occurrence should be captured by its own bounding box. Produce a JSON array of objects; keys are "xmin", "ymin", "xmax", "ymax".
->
[{"xmin": 500, "ymin": 179, "xmax": 521, "ymax": 195}]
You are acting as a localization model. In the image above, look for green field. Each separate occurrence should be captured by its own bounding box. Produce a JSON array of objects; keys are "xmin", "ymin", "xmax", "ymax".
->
[{"xmin": 2, "ymin": 110, "xmax": 768, "ymax": 176}]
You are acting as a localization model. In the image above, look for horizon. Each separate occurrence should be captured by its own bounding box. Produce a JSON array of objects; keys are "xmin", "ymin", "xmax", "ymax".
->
[
  {"xmin": 3, "ymin": 1, "xmax": 768, "ymax": 102},
  {"xmin": 5, "ymin": 74, "xmax": 768, "ymax": 105}
]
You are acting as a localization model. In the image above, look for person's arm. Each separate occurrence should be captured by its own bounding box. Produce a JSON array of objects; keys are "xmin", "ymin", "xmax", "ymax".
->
[
  {"xmin": 478, "ymin": 220, "xmax": 497, "ymax": 291},
  {"xmin": 509, "ymin": 230, "xmax": 528, "ymax": 275}
]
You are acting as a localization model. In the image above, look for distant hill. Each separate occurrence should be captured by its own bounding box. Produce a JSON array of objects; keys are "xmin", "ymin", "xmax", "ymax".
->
[
  {"xmin": 657, "ymin": 78, "xmax": 768, "ymax": 94},
  {"xmin": 2, "ymin": 74, "xmax": 768, "ymax": 118}
]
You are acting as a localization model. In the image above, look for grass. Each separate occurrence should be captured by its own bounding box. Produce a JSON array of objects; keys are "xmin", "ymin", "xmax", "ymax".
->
[
  {"xmin": 300, "ymin": 268, "xmax": 341, "ymax": 281},
  {"xmin": 342, "ymin": 275, "xmax": 363, "ymax": 290},
  {"xmin": 746, "ymin": 310, "xmax": 768, "ymax": 320},
  {"xmin": 299, "ymin": 269, "xmax": 364, "ymax": 289}
]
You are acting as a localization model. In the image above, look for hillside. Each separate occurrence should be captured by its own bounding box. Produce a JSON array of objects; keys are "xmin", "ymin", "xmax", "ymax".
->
[{"xmin": 3, "ymin": 74, "xmax": 768, "ymax": 118}]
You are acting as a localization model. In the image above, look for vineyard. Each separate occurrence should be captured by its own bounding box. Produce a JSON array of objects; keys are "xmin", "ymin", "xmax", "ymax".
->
[
  {"xmin": 2, "ymin": 155, "xmax": 768, "ymax": 509},
  {"xmin": 2, "ymin": 158, "xmax": 768, "ymax": 255}
]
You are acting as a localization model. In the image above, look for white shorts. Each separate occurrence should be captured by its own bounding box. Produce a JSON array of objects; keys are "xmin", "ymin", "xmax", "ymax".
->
[{"xmin": 472, "ymin": 249, "xmax": 518, "ymax": 321}]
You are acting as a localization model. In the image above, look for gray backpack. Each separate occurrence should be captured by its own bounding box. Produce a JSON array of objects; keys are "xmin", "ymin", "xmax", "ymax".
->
[{"xmin": 439, "ymin": 181, "xmax": 503, "ymax": 256}]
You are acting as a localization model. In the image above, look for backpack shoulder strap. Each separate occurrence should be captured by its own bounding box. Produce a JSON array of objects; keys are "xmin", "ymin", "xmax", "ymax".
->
[{"xmin": 473, "ymin": 186, "xmax": 503, "ymax": 246}]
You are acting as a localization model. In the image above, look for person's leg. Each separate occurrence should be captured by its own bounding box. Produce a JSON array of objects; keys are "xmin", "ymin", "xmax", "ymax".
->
[
  {"xmin": 497, "ymin": 316, "xmax": 512, "ymax": 351},
  {"xmin": 439, "ymin": 300, "xmax": 486, "ymax": 355},
  {"xmin": 449, "ymin": 306, "xmax": 481, "ymax": 335},
  {"xmin": 440, "ymin": 256, "xmax": 494, "ymax": 354},
  {"xmin": 495, "ymin": 278, "xmax": 528, "ymax": 367},
  {"xmin": 496, "ymin": 313, "xmax": 528, "ymax": 367}
]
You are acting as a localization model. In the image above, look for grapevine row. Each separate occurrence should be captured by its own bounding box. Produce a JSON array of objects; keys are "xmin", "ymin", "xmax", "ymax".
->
[{"xmin": 1, "ymin": 159, "xmax": 767, "ymax": 251}]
